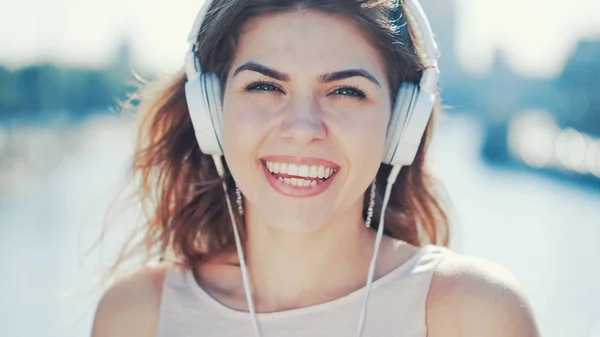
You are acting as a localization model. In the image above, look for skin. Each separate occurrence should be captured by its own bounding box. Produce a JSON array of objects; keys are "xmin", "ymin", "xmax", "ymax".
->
[{"xmin": 91, "ymin": 10, "xmax": 540, "ymax": 337}]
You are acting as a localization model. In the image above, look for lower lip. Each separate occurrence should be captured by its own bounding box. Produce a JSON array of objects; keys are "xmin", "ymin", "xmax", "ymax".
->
[{"xmin": 261, "ymin": 163, "xmax": 337, "ymax": 198}]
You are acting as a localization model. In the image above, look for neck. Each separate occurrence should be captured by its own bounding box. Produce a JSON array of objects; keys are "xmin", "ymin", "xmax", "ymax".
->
[{"xmin": 243, "ymin": 200, "xmax": 376, "ymax": 312}]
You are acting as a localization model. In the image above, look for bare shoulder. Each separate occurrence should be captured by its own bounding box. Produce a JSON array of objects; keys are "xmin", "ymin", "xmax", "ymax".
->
[
  {"xmin": 426, "ymin": 251, "xmax": 540, "ymax": 337},
  {"xmin": 91, "ymin": 264, "xmax": 172, "ymax": 337}
]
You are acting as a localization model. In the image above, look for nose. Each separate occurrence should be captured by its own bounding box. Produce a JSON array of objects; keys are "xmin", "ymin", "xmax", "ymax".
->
[{"xmin": 279, "ymin": 95, "xmax": 327, "ymax": 145}]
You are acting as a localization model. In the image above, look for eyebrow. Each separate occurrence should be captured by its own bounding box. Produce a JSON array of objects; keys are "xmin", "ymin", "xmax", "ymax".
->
[
  {"xmin": 232, "ymin": 62, "xmax": 289, "ymax": 81},
  {"xmin": 231, "ymin": 61, "xmax": 381, "ymax": 87},
  {"xmin": 319, "ymin": 69, "xmax": 381, "ymax": 87}
]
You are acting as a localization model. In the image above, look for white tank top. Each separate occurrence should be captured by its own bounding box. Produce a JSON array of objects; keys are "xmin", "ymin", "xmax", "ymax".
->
[{"xmin": 155, "ymin": 244, "xmax": 448, "ymax": 337}]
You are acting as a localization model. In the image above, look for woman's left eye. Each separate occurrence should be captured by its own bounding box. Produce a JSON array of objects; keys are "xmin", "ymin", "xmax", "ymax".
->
[{"xmin": 330, "ymin": 86, "xmax": 367, "ymax": 99}]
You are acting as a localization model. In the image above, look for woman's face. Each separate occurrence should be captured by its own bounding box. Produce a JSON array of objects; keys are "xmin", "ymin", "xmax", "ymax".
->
[{"xmin": 222, "ymin": 10, "xmax": 391, "ymax": 234}]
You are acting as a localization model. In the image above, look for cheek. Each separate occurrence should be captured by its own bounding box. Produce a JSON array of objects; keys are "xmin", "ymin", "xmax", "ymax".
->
[
  {"xmin": 222, "ymin": 100, "xmax": 271, "ymax": 169},
  {"xmin": 336, "ymin": 112, "xmax": 389, "ymax": 166}
]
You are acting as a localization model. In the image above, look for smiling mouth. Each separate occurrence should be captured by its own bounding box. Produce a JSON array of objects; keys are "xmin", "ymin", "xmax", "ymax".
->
[{"xmin": 260, "ymin": 159, "xmax": 339, "ymax": 187}]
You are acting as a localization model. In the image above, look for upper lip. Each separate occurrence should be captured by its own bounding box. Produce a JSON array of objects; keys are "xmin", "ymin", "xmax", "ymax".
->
[{"xmin": 260, "ymin": 155, "xmax": 340, "ymax": 169}]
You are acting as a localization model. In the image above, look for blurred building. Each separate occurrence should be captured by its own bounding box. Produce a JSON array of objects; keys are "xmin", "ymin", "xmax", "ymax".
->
[
  {"xmin": 554, "ymin": 40, "xmax": 600, "ymax": 136},
  {"xmin": 420, "ymin": 0, "xmax": 461, "ymax": 80}
]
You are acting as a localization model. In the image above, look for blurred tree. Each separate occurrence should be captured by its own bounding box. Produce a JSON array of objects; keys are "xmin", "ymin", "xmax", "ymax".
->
[{"xmin": 0, "ymin": 41, "xmax": 134, "ymax": 122}]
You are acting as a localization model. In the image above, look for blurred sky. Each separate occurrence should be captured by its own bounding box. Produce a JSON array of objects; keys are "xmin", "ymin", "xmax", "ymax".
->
[{"xmin": 2, "ymin": 0, "xmax": 600, "ymax": 78}]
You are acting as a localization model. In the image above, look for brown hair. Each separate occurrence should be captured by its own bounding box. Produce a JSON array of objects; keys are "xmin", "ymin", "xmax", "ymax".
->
[{"xmin": 110, "ymin": 0, "xmax": 450, "ymax": 274}]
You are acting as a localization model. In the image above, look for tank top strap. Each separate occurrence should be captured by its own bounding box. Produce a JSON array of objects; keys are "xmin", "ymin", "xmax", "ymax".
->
[
  {"xmin": 155, "ymin": 264, "xmax": 213, "ymax": 337},
  {"xmin": 412, "ymin": 244, "xmax": 449, "ymax": 275},
  {"xmin": 388, "ymin": 244, "xmax": 449, "ymax": 336}
]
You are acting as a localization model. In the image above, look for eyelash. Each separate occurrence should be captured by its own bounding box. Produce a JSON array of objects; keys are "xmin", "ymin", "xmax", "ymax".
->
[
  {"xmin": 333, "ymin": 85, "xmax": 367, "ymax": 99},
  {"xmin": 244, "ymin": 81, "xmax": 283, "ymax": 93},
  {"xmin": 243, "ymin": 81, "xmax": 367, "ymax": 100}
]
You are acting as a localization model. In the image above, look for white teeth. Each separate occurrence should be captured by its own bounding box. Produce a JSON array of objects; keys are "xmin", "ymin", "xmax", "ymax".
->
[
  {"xmin": 265, "ymin": 160, "xmax": 337, "ymax": 179},
  {"xmin": 275, "ymin": 176, "xmax": 324, "ymax": 187},
  {"xmin": 317, "ymin": 166, "xmax": 325, "ymax": 178},
  {"xmin": 287, "ymin": 163, "xmax": 299, "ymax": 176},
  {"xmin": 298, "ymin": 165, "xmax": 310, "ymax": 177}
]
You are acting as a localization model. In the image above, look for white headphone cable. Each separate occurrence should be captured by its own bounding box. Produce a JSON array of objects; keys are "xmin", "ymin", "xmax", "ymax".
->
[
  {"xmin": 356, "ymin": 165, "xmax": 402, "ymax": 336},
  {"xmin": 213, "ymin": 155, "xmax": 263, "ymax": 337}
]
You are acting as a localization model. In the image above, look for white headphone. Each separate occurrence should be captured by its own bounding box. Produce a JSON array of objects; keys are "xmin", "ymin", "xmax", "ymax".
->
[
  {"xmin": 184, "ymin": 0, "xmax": 440, "ymax": 168},
  {"xmin": 182, "ymin": 1, "xmax": 440, "ymax": 336}
]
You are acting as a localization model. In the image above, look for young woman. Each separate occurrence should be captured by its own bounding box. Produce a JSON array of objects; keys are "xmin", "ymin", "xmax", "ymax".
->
[{"xmin": 92, "ymin": 0, "xmax": 540, "ymax": 336}]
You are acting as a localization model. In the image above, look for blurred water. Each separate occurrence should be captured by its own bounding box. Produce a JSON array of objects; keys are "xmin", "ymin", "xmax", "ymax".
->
[
  {"xmin": 429, "ymin": 116, "xmax": 600, "ymax": 337},
  {"xmin": 0, "ymin": 114, "xmax": 599, "ymax": 337}
]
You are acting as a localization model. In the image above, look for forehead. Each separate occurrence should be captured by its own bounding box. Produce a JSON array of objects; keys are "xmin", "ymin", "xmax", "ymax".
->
[{"xmin": 231, "ymin": 10, "xmax": 387, "ymax": 82}]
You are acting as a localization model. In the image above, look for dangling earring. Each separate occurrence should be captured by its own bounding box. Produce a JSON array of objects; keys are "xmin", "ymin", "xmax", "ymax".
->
[
  {"xmin": 365, "ymin": 180, "xmax": 376, "ymax": 228},
  {"xmin": 235, "ymin": 185, "xmax": 244, "ymax": 216}
]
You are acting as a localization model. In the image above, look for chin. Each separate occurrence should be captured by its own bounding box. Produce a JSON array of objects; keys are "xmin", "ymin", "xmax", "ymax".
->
[{"xmin": 261, "ymin": 208, "xmax": 333, "ymax": 235}]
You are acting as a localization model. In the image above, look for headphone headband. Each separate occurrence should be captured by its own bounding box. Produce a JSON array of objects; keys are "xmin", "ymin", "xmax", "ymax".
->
[
  {"xmin": 185, "ymin": 0, "xmax": 440, "ymax": 85},
  {"xmin": 185, "ymin": 0, "xmax": 216, "ymax": 76}
]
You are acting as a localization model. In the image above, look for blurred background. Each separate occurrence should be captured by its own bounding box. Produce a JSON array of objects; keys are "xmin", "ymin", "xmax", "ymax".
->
[{"xmin": 1, "ymin": 0, "xmax": 599, "ymax": 336}]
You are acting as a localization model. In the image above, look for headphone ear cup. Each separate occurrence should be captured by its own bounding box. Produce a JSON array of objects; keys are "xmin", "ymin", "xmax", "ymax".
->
[
  {"xmin": 383, "ymin": 82, "xmax": 417, "ymax": 165},
  {"xmin": 204, "ymin": 72, "xmax": 224, "ymax": 148},
  {"xmin": 383, "ymin": 81, "xmax": 435, "ymax": 167},
  {"xmin": 185, "ymin": 72, "xmax": 224, "ymax": 156}
]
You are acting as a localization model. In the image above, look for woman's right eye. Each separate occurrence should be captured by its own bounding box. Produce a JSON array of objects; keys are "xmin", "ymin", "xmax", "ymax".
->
[{"xmin": 244, "ymin": 81, "xmax": 283, "ymax": 93}]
